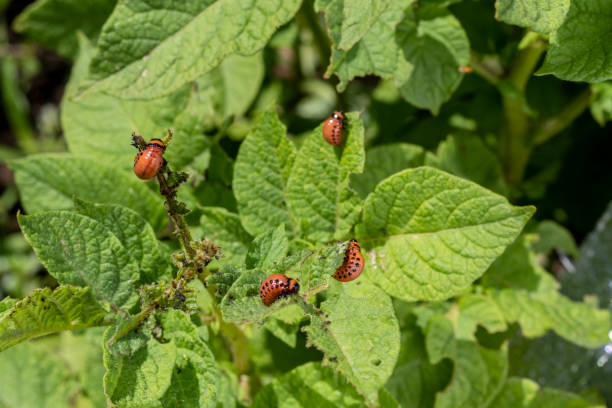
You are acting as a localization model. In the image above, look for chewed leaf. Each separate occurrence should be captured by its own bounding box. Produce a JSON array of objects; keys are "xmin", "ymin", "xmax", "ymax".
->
[
  {"xmin": 0, "ymin": 286, "xmax": 108, "ymax": 352},
  {"xmin": 288, "ymin": 243, "xmax": 348, "ymax": 293},
  {"xmin": 219, "ymin": 242, "xmax": 348, "ymax": 323},
  {"xmin": 219, "ymin": 268, "xmax": 294, "ymax": 323},
  {"xmin": 263, "ymin": 304, "xmax": 305, "ymax": 348},
  {"xmin": 246, "ymin": 225, "xmax": 290, "ymax": 269},
  {"xmin": 207, "ymin": 265, "xmax": 243, "ymax": 301},
  {"xmin": 300, "ymin": 282, "xmax": 400, "ymax": 403},
  {"xmin": 103, "ymin": 325, "xmax": 176, "ymax": 407},
  {"xmin": 158, "ymin": 310, "xmax": 218, "ymax": 407}
]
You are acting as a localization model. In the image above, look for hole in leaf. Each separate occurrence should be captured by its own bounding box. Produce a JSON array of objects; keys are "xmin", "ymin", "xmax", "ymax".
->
[{"xmin": 371, "ymin": 359, "xmax": 382, "ymax": 366}]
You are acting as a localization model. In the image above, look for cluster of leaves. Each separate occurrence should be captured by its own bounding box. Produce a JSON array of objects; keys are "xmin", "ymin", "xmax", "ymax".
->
[
  {"xmin": 1, "ymin": 107, "xmax": 609, "ymax": 407},
  {"xmin": 0, "ymin": 0, "xmax": 611, "ymax": 407}
]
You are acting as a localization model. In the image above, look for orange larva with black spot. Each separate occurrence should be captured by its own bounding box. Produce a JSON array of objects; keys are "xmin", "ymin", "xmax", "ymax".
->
[
  {"xmin": 259, "ymin": 273, "xmax": 300, "ymax": 306},
  {"xmin": 322, "ymin": 110, "xmax": 345, "ymax": 146},
  {"xmin": 333, "ymin": 239, "xmax": 364, "ymax": 282},
  {"xmin": 134, "ymin": 138, "xmax": 166, "ymax": 179}
]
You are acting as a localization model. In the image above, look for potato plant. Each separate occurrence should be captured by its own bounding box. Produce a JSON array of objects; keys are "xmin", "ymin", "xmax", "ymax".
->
[{"xmin": 0, "ymin": 0, "xmax": 611, "ymax": 407}]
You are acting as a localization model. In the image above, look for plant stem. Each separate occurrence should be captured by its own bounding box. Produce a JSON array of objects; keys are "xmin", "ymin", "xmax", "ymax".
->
[
  {"xmin": 533, "ymin": 89, "xmax": 591, "ymax": 145},
  {"xmin": 156, "ymin": 170, "xmax": 196, "ymax": 258},
  {"xmin": 506, "ymin": 40, "xmax": 546, "ymax": 92},
  {"xmin": 498, "ymin": 39, "xmax": 546, "ymax": 187}
]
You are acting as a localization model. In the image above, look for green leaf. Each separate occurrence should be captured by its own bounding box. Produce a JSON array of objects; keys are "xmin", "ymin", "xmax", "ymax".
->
[
  {"xmin": 319, "ymin": 0, "xmax": 471, "ymax": 112},
  {"xmin": 494, "ymin": 0, "xmax": 570, "ymax": 33},
  {"xmin": 19, "ymin": 211, "xmax": 140, "ymax": 309},
  {"xmin": 233, "ymin": 108, "xmax": 297, "ymax": 236},
  {"xmin": 491, "ymin": 287, "xmax": 610, "ymax": 348},
  {"xmin": 218, "ymin": 268, "xmax": 281, "ymax": 323},
  {"xmin": 276, "ymin": 243, "xmax": 346, "ymax": 293},
  {"xmin": 219, "ymin": 244, "xmax": 345, "ymax": 323},
  {"xmin": 74, "ymin": 199, "xmax": 172, "ymax": 284},
  {"xmin": 483, "ymin": 237, "xmax": 610, "ymax": 348},
  {"xmin": 13, "ymin": 0, "xmax": 116, "ymax": 58},
  {"xmin": 357, "ymin": 166, "xmax": 534, "ymax": 301},
  {"xmin": 198, "ymin": 207, "xmax": 252, "ymax": 266},
  {"xmin": 481, "ymin": 235, "xmax": 550, "ymax": 290},
  {"xmin": 590, "ymin": 81, "xmax": 612, "ymax": 126},
  {"xmin": 424, "ymin": 314, "xmax": 508, "ymax": 408},
  {"xmin": 488, "ymin": 377, "xmax": 605, "ymax": 408},
  {"xmin": 9, "ymin": 154, "xmax": 166, "ymax": 231},
  {"xmin": 301, "ymin": 281, "xmax": 400, "ymax": 403},
  {"xmin": 61, "ymin": 328, "xmax": 108, "ymax": 408},
  {"xmin": 216, "ymin": 240, "xmax": 347, "ymax": 323},
  {"xmin": 103, "ymin": 325, "xmax": 176, "ymax": 408},
  {"xmin": 537, "ymin": 0, "xmax": 612, "ymax": 82},
  {"xmin": 455, "ymin": 294, "xmax": 508, "ymax": 340},
  {"xmin": 0, "ymin": 341, "xmax": 74, "ymax": 408},
  {"xmin": 263, "ymin": 304, "xmax": 304, "ymax": 348},
  {"xmin": 246, "ymin": 225, "xmax": 290, "ymax": 269},
  {"xmin": 396, "ymin": 8, "xmax": 470, "ymax": 113},
  {"xmin": 252, "ymin": 362, "xmax": 365, "ymax": 407},
  {"xmin": 215, "ymin": 52, "xmax": 265, "ymax": 119},
  {"xmin": 509, "ymin": 202, "xmax": 612, "ymax": 403},
  {"xmin": 317, "ymin": 0, "xmax": 412, "ymax": 92},
  {"xmin": 158, "ymin": 309, "xmax": 218, "ymax": 408},
  {"xmin": 0, "ymin": 297, "xmax": 16, "ymax": 315},
  {"xmin": 378, "ymin": 388, "xmax": 400, "ymax": 408},
  {"xmin": 84, "ymin": 0, "xmax": 302, "ymax": 99},
  {"xmin": 286, "ymin": 112, "xmax": 365, "ymax": 242},
  {"xmin": 351, "ymin": 143, "xmax": 426, "ymax": 199},
  {"xmin": 338, "ymin": 0, "xmax": 394, "ymax": 51},
  {"xmin": 207, "ymin": 265, "xmax": 243, "ymax": 300},
  {"xmin": 385, "ymin": 305, "xmax": 452, "ymax": 408},
  {"xmin": 531, "ymin": 220, "xmax": 578, "ymax": 257},
  {"xmin": 0, "ymin": 286, "xmax": 107, "ymax": 352},
  {"xmin": 62, "ymin": 34, "xmax": 209, "ymax": 173},
  {"xmin": 425, "ymin": 133, "xmax": 509, "ymax": 195}
]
